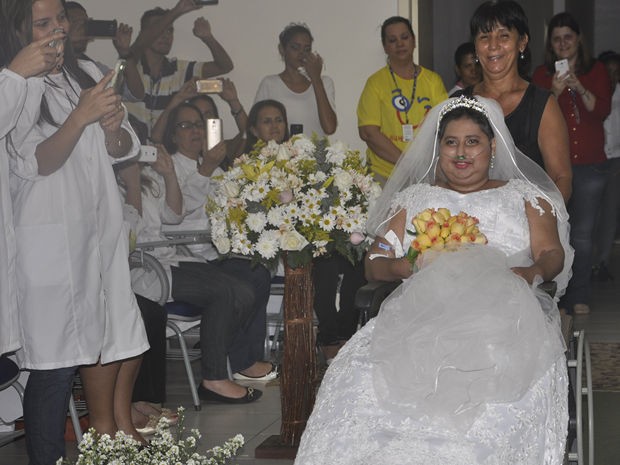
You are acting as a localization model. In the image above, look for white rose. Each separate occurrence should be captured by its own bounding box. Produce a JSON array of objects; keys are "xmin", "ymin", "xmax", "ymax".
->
[
  {"xmin": 213, "ymin": 236, "xmax": 231, "ymax": 254},
  {"xmin": 222, "ymin": 180, "xmax": 240, "ymax": 198},
  {"xmin": 326, "ymin": 141, "xmax": 348, "ymax": 165},
  {"xmin": 276, "ymin": 145, "xmax": 291, "ymax": 161},
  {"xmin": 280, "ymin": 230, "xmax": 309, "ymax": 251},
  {"xmin": 333, "ymin": 170, "xmax": 354, "ymax": 191}
]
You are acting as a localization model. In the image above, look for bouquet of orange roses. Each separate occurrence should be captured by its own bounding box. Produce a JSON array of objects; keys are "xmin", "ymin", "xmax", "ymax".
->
[{"xmin": 406, "ymin": 208, "xmax": 488, "ymax": 266}]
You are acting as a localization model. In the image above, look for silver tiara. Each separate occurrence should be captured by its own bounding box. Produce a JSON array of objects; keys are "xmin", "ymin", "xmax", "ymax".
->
[{"xmin": 438, "ymin": 96, "xmax": 490, "ymax": 121}]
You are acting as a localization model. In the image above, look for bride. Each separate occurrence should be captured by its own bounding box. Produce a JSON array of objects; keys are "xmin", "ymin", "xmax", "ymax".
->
[{"xmin": 294, "ymin": 96, "xmax": 572, "ymax": 465}]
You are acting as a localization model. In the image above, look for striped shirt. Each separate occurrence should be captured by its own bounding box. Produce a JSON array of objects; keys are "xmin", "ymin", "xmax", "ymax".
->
[{"xmin": 126, "ymin": 56, "xmax": 204, "ymax": 143}]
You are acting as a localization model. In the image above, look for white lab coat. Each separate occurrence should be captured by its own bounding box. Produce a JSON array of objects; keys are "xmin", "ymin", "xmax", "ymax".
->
[
  {"xmin": 9, "ymin": 61, "xmax": 148, "ymax": 369},
  {"xmin": 162, "ymin": 152, "xmax": 222, "ymax": 261},
  {"xmin": 0, "ymin": 69, "xmax": 34, "ymax": 356}
]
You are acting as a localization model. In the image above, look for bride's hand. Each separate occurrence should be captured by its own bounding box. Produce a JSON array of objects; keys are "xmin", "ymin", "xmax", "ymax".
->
[{"xmin": 511, "ymin": 265, "xmax": 541, "ymax": 284}]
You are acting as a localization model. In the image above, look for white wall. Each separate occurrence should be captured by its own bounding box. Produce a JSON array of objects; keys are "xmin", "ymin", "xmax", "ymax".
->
[{"xmin": 79, "ymin": 0, "xmax": 398, "ymax": 151}]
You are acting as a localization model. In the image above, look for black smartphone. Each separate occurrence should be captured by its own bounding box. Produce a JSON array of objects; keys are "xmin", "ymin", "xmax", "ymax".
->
[
  {"xmin": 194, "ymin": 0, "xmax": 219, "ymax": 4},
  {"xmin": 290, "ymin": 124, "xmax": 304, "ymax": 136},
  {"xmin": 85, "ymin": 19, "xmax": 117, "ymax": 38}
]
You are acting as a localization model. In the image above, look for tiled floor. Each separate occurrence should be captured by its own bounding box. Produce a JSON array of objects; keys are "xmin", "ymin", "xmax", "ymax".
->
[{"xmin": 1, "ymin": 245, "xmax": 619, "ymax": 465}]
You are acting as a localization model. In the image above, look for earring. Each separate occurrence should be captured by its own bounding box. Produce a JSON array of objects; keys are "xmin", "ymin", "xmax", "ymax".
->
[
  {"xmin": 474, "ymin": 55, "xmax": 479, "ymax": 64},
  {"xmin": 489, "ymin": 154, "xmax": 495, "ymax": 170},
  {"xmin": 519, "ymin": 50, "xmax": 525, "ymax": 60}
]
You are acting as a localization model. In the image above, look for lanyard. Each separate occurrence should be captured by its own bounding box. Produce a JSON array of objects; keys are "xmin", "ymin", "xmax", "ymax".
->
[{"xmin": 389, "ymin": 65, "xmax": 419, "ymax": 124}]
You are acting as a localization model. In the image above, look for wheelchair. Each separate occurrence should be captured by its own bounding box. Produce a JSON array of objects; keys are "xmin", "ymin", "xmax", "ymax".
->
[{"xmin": 354, "ymin": 280, "xmax": 594, "ymax": 465}]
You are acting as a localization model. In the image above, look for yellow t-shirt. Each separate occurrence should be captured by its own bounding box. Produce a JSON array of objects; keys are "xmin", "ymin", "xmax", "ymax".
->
[{"xmin": 357, "ymin": 66, "xmax": 448, "ymax": 179}]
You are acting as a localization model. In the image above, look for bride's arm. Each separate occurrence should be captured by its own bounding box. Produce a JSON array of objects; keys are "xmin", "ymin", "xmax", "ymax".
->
[
  {"xmin": 365, "ymin": 209, "xmax": 413, "ymax": 282},
  {"xmin": 511, "ymin": 199, "xmax": 565, "ymax": 284}
]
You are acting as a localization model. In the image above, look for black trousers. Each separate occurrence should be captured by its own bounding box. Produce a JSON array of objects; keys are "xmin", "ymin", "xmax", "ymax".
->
[
  {"xmin": 170, "ymin": 260, "xmax": 269, "ymax": 380},
  {"xmin": 313, "ymin": 254, "xmax": 366, "ymax": 345},
  {"xmin": 132, "ymin": 294, "xmax": 167, "ymax": 403}
]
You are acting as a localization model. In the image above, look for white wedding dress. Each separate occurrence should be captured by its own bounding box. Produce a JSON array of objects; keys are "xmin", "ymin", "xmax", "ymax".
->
[{"xmin": 295, "ymin": 180, "xmax": 568, "ymax": 465}]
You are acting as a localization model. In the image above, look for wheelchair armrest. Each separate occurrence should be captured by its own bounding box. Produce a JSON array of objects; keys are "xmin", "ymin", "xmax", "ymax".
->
[{"xmin": 355, "ymin": 280, "xmax": 401, "ymax": 326}]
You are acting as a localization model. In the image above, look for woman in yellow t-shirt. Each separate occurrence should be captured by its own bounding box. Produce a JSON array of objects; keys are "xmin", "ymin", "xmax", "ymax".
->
[{"xmin": 357, "ymin": 16, "xmax": 447, "ymax": 183}]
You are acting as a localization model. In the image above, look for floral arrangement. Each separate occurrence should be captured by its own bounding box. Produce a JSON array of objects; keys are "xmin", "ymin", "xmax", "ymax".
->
[
  {"xmin": 57, "ymin": 407, "xmax": 244, "ymax": 465},
  {"xmin": 406, "ymin": 208, "xmax": 487, "ymax": 265},
  {"xmin": 208, "ymin": 136, "xmax": 382, "ymax": 269}
]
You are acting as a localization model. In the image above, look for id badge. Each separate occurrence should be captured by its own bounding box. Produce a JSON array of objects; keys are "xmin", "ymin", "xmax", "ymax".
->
[{"xmin": 402, "ymin": 124, "xmax": 414, "ymax": 142}]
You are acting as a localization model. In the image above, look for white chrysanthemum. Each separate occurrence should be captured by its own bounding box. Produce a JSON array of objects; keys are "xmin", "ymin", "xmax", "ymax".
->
[
  {"xmin": 246, "ymin": 212, "xmax": 268, "ymax": 233},
  {"xmin": 333, "ymin": 169, "xmax": 354, "ymax": 191},
  {"xmin": 325, "ymin": 140, "xmax": 348, "ymax": 165},
  {"xmin": 267, "ymin": 205, "xmax": 286, "ymax": 226},
  {"xmin": 276, "ymin": 144, "xmax": 292, "ymax": 161},
  {"xmin": 255, "ymin": 231, "xmax": 280, "ymax": 259},
  {"xmin": 292, "ymin": 136, "xmax": 315, "ymax": 157}
]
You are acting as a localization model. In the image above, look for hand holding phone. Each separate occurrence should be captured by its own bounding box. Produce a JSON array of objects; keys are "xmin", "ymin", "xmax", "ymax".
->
[{"xmin": 196, "ymin": 79, "xmax": 223, "ymax": 93}]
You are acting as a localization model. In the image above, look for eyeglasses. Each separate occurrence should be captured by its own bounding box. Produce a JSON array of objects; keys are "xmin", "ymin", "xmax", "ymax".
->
[{"xmin": 176, "ymin": 121, "xmax": 204, "ymax": 130}]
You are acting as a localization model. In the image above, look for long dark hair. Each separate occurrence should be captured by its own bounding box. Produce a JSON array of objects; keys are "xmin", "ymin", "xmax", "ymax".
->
[
  {"xmin": 162, "ymin": 102, "xmax": 205, "ymax": 154},
  {"xmin": 470, "ymin": 1, "xmax": 531, "ymax": 79},
  {"xmin": 0, "ymin": 0, "xmax": 32, "ymax": 67},
  {"xmin": 244, "ymin": 100, "xmax": 289, "ymax": 153},
  {"xmin": 543, "ymin": 12, "xmax": 594, "ymax": 76},
  {"xmin": 39, "ymin": 0, "xmax": 96, "ymax": 127}
]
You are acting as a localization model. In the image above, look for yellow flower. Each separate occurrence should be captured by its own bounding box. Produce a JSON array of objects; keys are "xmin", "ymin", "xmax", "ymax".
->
[
  {"xmin": 426, "ymin": 221, "xmax": 441, "ymax": 240},
  {"xmin": 412, "ymin": 217, "xmax": 427, "ymax": 233},
  {"xmin": 450, "ymin": 220, "xmax": 466, "ymax": 235},
  {"xmin": 413, "ymin": 233, "xmax": 432, "ymax": 250}
]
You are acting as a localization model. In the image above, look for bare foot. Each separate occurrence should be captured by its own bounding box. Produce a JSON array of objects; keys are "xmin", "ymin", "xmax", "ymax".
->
[
  {"xmin": 201, "ymin": 379, "xmax": 249, "ymax": 399},
  {"xmin": 237, "ymin": 361, "xmax": 273, "ymax": 378}
]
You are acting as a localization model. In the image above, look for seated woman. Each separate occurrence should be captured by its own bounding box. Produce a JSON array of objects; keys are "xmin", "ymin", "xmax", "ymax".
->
[
  {"xmin": 117, "ymin": 150, "xmax": 267, "ymax": 404},
  {"xmin": 244, "ymin": 99, "xmax": 289, "ymax": 152},
  {"xmin": 160, "ymin": 102, "xmax": 276, "ymax": 384},
  {"xmin": 294, "ymin": 96, "xmax": 572, "ymax": 465}
]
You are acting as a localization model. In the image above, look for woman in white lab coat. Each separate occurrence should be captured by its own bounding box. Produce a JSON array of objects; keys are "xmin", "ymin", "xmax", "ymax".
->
[
  {"xmin": 0, "ymin": 5, "xmax": 64, "ymax": 357},
  {"xmin": 7, "ymin": 0, "xmax": 149, "ymax": 461}
]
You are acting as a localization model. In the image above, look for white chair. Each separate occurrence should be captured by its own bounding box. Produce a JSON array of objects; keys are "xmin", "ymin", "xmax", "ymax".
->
[{"xmin": 128, "ymin": 247, "xmax": 202, "ymax": 411}]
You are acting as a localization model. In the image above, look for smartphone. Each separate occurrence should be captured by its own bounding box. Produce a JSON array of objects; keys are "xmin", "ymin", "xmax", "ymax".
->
[
  {"xmin": 138, "ymin": 145, "xmax": 157, "ymax": 163},
  {"xmin": 194, "ymin": 0, "xmax": 219, "ymax": 4},
  {"xmin": 196, "ymin": 79, "xmax": 223, "ymax": 94},
  {"xmin": 108, "ymin": 59, "xmax": 126, "ymax": 94},
  {"xmin": 290, "ymin": 124, "xmax": 304, "ymax": 136},
  {"xmin": 206, "ymin": 119, "xmax": 222, "ymax": 150},
  {"xmin": 555, "ymin": 59, "xmax": 569, "ymax": 78},
  {"xmin": 85, "ymin": 19, "xmax": 118, "ymax": 38}
]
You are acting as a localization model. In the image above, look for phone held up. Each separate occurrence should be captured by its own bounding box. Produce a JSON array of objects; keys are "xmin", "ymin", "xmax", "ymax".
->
[
  {"xmin": 554, "ymin": 59, "xmax": 569, "ymax": 79},
  {"xmin": 290, "ymin": 124, "xmax": 303, "ymax": 136},
  {"xmin": 108, "ymin": 59, "xmax": 126, "ymax": 95},
  {"xmin": 138, "ymin": 145, "xmax": 158, "ymax": 163},
  {"xmin": 196, "ymin": 79, "xmax": 223, "ymax": 94},
  {"xmin": 206, "ymin": 119, "xmax": 222, "ymax": 150},
  {"xmin": 85, "ymin": 19, "xmax": 118, "ymax": 38}
]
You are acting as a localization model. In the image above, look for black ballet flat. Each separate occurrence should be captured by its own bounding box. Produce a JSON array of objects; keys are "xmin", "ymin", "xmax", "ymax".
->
[{"xmin": 197, "ymin": 384, "xmax": 262, "ymax": 404}]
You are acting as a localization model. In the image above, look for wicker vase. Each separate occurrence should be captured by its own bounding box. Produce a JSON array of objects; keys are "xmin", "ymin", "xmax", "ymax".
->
[{"xmin": 280, "ymin": 260, "xmax": 317, "ymax": 445}]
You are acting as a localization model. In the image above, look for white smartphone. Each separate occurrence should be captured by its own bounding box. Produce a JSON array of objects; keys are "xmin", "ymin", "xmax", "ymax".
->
[
  {"xmin": 108, "ymin": 59, "xmax": 126, "ymax": 94},
  {"xmin": 138, "ymin": 145, "xmax": 157, "ymax": 163},
  {"xmin": 206, "ymin": 119, "xmax": 222, "ymax": 150},
  {"xmin": 554, "ymin": 59, "xmax": 569, "ymax": 78}
]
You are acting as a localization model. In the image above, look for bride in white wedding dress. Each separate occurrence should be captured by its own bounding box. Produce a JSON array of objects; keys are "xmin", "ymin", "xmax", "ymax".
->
[{"xmin": 294, "ymin": 96, "xmax": 572, "ymax": 465}]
